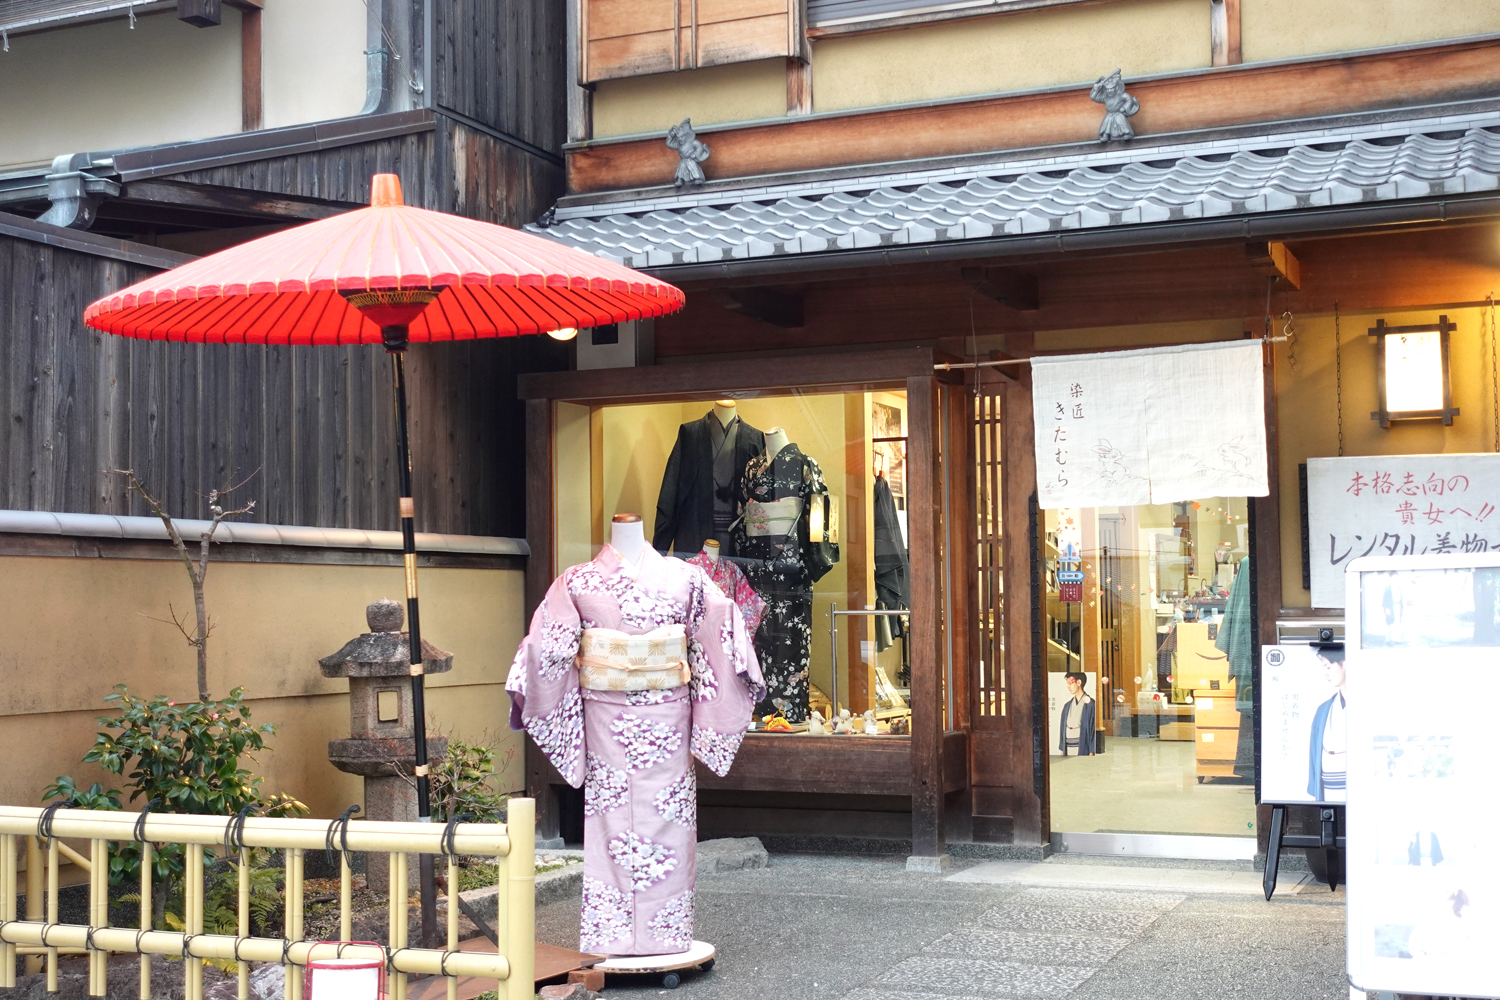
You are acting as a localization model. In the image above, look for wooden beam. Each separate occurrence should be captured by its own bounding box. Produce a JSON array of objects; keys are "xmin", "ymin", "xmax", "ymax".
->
[
  {"xmin": 720, "ymin": 286, "xmax": 805, "ymax": 328},
  {"xmin": 241, "ymin": 3, "xmax": 263, "ymax": 131},
  {"xmin": 1210, "ymin": 0, "xmax": 1241, "ymax": 67},
  {"xmin": 962, "ymin": 267, "xmax": 1039, "ymax": 311},
  {"xmin": 177, "ymin": 0, "xmax": 222, "ymax": 27},
  {"xmin": 116, "ymin": 180, "xmax": 355, "ymax": 221},
  {"xmin": 787, "ymin": 56, "xmax": 813, "ymax": 117},
  {"xmin": 906, "ymin": 374, "xmax": 946, "ymax": 858},
  {"xmin": 568, "ymin": 35, "xmax": 1500, "ymax": 193},
  {"xmin": 1246, "ymin": 240, "xmax": 1302, "ymax": 289}
]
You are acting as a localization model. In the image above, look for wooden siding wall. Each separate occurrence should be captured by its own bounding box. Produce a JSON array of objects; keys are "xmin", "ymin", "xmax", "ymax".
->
[
  {"xmin": 435, "ymin": 0, "xmax": 568, "ymax": 155},
  {"xmin": 0, "ymin": 235, "xmax": 567, "ymax": 537}
]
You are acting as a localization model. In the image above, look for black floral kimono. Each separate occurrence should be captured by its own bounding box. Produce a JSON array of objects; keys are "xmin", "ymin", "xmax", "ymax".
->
[{"xmin": 732, "ymin": 442, "xmax": 839, "ymax": 722}]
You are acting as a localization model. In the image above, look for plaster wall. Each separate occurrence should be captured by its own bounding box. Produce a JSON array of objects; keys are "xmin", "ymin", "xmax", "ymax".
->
[
  {"xmin": 261, "ymin": 0, "xmax": 368, "ymax": 129},
  {"xmin": 0, "ymin": 555, "xmax": 526, "ymax": 818},
  {"xmin": 591, "ymin": 58, "xmax": 786, "ymax": 139},
  {"xmin": 1240, "ymin": 0, "xmax": 1500, "ymax": 64},
  {"xmin": 811, "ymin": 0, "xmax": 1207, "ymax": 114},
  {"xmin": 0, "ymin": 12, "xmax": 242, "ymax": 169},
  {"xmin": 1272, "ymin": 304, "xmax": 1500, "ymax": 609}
]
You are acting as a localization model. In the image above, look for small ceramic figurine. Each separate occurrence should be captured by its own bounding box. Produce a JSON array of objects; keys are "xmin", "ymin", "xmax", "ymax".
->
[
  {"xmin": 665, "ymin": 118, "xmax": 711, "ymax": 187},
  {"xmin": 889, "ymin": 715, "xmax": 909, "ymax": 735},
  {"xmin": 1088, "ymin": 68, "xmax": 1139, "ymax": 142},
  {"xmin": 833, "ymin": 709, "xmax": 853, "ymax": 734},
  {"xmin": 808, "ymin": 710, "xmax": 828, "ymax": 735},
  {"xmin": 862, "ymin": 710, "xmax": 879, "ymax": 735}
]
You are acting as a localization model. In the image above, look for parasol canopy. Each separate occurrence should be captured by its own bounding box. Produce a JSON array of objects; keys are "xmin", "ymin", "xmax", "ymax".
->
[{"xmin": 83, "ymin": 174, "xmax": 683, "ymax": 343}]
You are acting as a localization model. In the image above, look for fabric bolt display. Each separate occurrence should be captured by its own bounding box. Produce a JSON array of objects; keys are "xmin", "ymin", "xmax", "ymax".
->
[
  {"xmin": 506, "ymin": 545, "xmax": 764, "ymax": 956},
  {"xmin": 686, "ymin": 549, "xmax": 767, "ymax": 637},
  {"xmin": 654, "ymin": 412, "xmax": 765, "ymax": 556},
  {"xmin": 1214, "ymin": 557, "xmax": 1256, "ymax": 779},
  {"xmin": 872, "ymin": 473, "xmax": 909, "ymax": 652},
  {"xmin": 1031, "ymin": 340, "xmax": 1268, "ymax": 508},
  {"xmin": 733, "ymin": 443, "xmax": 839, "ymax": 722}
]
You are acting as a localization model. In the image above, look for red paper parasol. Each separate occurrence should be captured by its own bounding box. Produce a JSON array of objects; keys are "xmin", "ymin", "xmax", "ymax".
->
[{"xmin": 84, "ymin": 175, "xmax": 683, "ymax": 949}]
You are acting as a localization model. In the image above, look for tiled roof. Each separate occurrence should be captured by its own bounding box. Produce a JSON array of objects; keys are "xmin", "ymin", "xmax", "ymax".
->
[{"xmin": 533, "ymin": 111, "xmax": 1500, "ymax": 268}]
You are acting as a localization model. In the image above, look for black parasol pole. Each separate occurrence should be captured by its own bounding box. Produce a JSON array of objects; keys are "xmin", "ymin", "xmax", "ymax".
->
[{"xmin": 385, "ymin": 324, "xmax": 439, "ymax": 949}]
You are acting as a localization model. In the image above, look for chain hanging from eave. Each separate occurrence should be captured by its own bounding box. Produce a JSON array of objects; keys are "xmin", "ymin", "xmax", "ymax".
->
[
  {"xmin": 1489, "ymin": 292, "xmax": 1498, "ymax": 453},
  {"xmin": 1282, "ymin": 310, "xmax": 1297, "ymax": 370},
  {"xmin": 1335, "ymin": 302, "xmax": 1343, "ymax": 458}
]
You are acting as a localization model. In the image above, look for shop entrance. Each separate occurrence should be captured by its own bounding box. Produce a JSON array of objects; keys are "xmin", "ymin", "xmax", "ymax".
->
[{"xmin": 1040, "ymin": 499, "xmax": 1258, "ymax": 858}]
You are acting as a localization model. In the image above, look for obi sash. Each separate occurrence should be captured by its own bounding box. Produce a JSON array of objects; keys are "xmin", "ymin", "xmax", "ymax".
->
[
  {"xmin": 742, "ymin": 497, "xmax": 803, "ymax": 537},
  {"xmin": 576, "ymin": 624, "xmax": 690, "ymax": 691}
]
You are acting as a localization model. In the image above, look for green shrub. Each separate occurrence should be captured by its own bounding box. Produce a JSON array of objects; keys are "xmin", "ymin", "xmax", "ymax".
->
[{"xmin": 430, "ymin": 738, "xmax": 509, "ymax": 824}]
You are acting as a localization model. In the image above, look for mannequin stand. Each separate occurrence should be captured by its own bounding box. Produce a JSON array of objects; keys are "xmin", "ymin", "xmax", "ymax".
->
[{"xmin": 593, "ymin": 941, "xmax": 716, "ymax": 990}]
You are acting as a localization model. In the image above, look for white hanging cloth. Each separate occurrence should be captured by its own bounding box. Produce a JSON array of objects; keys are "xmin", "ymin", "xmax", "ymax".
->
[{"xmin": 1031, "ymin": 340, "xmax": 1268, "ymax": 509}]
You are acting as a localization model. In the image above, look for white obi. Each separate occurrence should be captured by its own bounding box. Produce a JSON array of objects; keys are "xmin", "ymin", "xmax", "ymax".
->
[
  {"xmin": 576, "ymin": 624, "xmax": 690, "ymax": 691},
  {"xmin": 742, "ymin": 497, "xmax": 802, "ymax": 537}
]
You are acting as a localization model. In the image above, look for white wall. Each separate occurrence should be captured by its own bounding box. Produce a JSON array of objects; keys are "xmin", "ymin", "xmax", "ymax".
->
[
  {"xmin": 0, "ymin": 1, "xmax": 369, "ymax": 171},
  {"xmin": 261, "ymin": 0, "xmax": 367, "ymax": 130}
]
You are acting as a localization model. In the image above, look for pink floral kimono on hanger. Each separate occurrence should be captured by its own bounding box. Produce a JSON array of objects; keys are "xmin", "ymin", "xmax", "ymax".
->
[{"xmin": 506, "ymin": 544, "xmax": 764, "ymax": 956}]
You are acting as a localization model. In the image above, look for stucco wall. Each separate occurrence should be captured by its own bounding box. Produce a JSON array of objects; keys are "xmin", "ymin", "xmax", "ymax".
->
[
  {"xmin": 1273, "ymin": 305, "xmax": 1498, "ymax": 609},
  {"xmin": 591, "ymin": 58, "xmax": 786, "ymax": 139},
  {"xmin": 0, "ymin": 554, "xmax": 526, "ymax": 818},
  {"xmin": 261, "ymin": 0, "xmax": 368, "ymax": 130},
  {"xmin": 1240, "ymin": 0, "xmax": 1500, "ymax": 64}
]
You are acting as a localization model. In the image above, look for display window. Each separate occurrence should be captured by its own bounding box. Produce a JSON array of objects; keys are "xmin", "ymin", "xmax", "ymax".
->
[
  {"xmin": 1042, "ymin": 497, "xmax": 1258, "ymax": 838},
  {"xmin": 553, "ymin": 388, "xmax": 915, "ymax": 737}
]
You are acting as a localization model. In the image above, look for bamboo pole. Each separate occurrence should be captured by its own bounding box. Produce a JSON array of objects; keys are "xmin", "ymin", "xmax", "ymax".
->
[
  {"xmin": 139, "ymin": 841, "xmax": 152, "ymax": 1000},
  {"xmin": 186, "ymin": 845, "xmax": 203, "ymax": 1000},
  {"xmin": 56, "ymin": 840, "xmax": 92, "ymax": 873},
  {"xmin": 504, "ymin": 799, "xmax": 534, "ymax": 1000},
  {"xmin": 394, "ymin": 852, "xmax": 409, "ymax": 1000},
  {"xmin": 237, "ymin": 847, "xmax": 249, "ymax": 1000},
  {"xmin": 285, "ymin": 848, "xmax": 304, "ymax": 1000},
  {"xmin": 25, "ymin": 836, "xmax": 41, "ymax": 976},
  {"xmin": 0, "ymin": 926, "xmax": 509, "ymax": 978},
  {"xmin": 446, "ymin": 855, "xmax": 458, "ymax": 1000},
  {"xmin": 0, "ymin": 810, "xmax": 511, "ymax": 856},
  {"xmin": 1, "ymin": 834, "xmax": 16, "ymax": 987},
  {"xmin": 338, "ymin": 853, "xmax": 352, "ymax": 943},
  {"xmin": 90, "ymin": 837, "xmax": 107, "ymax": 997},
  {"xmin": 47, "ymin": 838, "xmax": 59, "ymax": 995}
]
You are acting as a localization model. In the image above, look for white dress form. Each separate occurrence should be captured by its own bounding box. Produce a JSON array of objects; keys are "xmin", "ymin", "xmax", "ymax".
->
[
  {"xmin": 702, "ymin": 539, "xmax": 721, "ymax": 563},
  {"xmin": 764, "ymin": 426, "xmax": 791, "ymax": 456},
  {"xmin": 713, "ymin": 400, "xmax": 738, "ymax": 430},
  {"xmin": 610, "ymin": 514, "xmax": 648, "ymax": 568}
]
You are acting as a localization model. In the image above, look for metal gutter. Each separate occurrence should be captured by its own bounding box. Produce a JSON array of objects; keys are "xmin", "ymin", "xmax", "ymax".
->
[
  {"xmin": 0, "ymin": 510, "xmax": 529, "ymax": 557},
  {"xmin": 643, "ymin": 193, "xmax": 1500, "ymax": 283},
  {"xmin": 0, "ymin": 211, "xmax": 196, "ymax": 268}
]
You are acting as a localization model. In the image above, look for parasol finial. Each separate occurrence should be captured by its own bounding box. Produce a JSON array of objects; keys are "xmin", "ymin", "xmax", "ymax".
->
[{"xmin": 371, "ymin": 173, "xmax": 404, "ymax": 208}]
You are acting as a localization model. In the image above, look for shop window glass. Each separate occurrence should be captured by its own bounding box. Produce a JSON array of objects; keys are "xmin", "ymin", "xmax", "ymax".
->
[{"xmin": 559, "ymin": 389, "xmax": 914, "ymax": 736}]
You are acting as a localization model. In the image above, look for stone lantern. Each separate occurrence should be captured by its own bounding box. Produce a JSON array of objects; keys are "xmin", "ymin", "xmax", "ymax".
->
[{"xmin": 321, "ymin": 599, "xmax": 451, "ymax": 887}]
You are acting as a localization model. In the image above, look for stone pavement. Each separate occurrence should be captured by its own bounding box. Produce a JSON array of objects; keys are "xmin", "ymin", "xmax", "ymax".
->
[{"xmin": 535, "ymin": 852, "xmax": 1350, "ymax": 999}]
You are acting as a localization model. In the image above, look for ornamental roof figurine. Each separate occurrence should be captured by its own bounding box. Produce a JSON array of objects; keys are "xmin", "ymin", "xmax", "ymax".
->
[
  {"xmin": 666, "ymin": 118, "xmax": 711, "ymax": 187},
  {"xmin": 1089, "ymin": 68, "xmax": 1139, "ymax": 142},
  {"xmin": 319, "ymin": 598, "xmax": 453, "ymax": 678}
]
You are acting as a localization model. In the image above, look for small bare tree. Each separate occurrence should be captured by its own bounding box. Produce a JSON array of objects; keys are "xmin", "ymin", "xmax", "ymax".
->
[{"xmin": 110, "ymin": 469, "xmax": 257, "ymax": 703}]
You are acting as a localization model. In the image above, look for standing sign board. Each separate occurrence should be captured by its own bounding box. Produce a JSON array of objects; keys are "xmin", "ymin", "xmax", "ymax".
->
[
  {"xmin": 1344, "ymin": 553, "xmax": 1500, "ymax": 999},
  {"xmin": 1259, "ymin": 643, "xmax": 1347, "ymax": 806},
  {"xmin": 1305, "ymin": 454, "xmax": 1500, "ymax": 608}
]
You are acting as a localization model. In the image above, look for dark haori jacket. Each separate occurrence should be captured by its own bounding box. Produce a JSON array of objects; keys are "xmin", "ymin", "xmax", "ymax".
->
[{"xmin": 654, "ymin": 413, "xmax": 764, "ymax": 557}]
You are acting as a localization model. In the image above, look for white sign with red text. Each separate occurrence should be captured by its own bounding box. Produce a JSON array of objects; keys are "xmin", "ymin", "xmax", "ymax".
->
[{"xmin": 1306, "ymin": 455, "xmax": 1500, "ymax": 608}]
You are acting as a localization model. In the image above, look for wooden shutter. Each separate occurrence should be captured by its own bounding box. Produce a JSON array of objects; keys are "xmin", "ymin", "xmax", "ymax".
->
[{"xmin": 581, "ymin": 0, "xmax": 803, "ymax": 84}]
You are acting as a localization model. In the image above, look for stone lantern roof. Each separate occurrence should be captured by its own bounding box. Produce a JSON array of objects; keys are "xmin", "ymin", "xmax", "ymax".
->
[{"xmin": 319, "ymin": 599, "xmax": 453, "ymax": 678}]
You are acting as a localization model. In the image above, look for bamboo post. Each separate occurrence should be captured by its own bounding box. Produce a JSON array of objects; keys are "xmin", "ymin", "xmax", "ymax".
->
[
  {"xmin": 25, "ymin": 836, "xmax": 41, "ymax": 975},
  {"xmin": 1, "ymin": 834, "xmax": 16, "ymax": 987},
  {"xmin": 139, "ymin": 841, "xmax": 152, "ymax": 1000},
  {"xmin": 285, "ymin": 848, "xmax": 304, "ymax": 1000},
  {"xmin": 445, "ymin": 855, "xmax": 458, "ymax": 1000},
  {"xmin": 504, "ymin": 799, "xmax": 534, "ymax": 1000},
  {"xmin": 89, "ymin": 837, "xmax": 108, "ymax": 997},
  {"xmin": 46, "ymin": 838, "xmax": 59, "ymax": 994},
  {"xmin": 338, "ymin": 853, "xmax": 352, "ymax": 943},
  {"xmin": 186, "ymin": 846, "xmax": 203, "ymax": 1000},
  {"xmin": 393, "ymin": 852, "xmax": 408, "ymax": 1000},
  {"xmin": 236, "ymin": 847, "xmax": 249, "ymax": 1000}
]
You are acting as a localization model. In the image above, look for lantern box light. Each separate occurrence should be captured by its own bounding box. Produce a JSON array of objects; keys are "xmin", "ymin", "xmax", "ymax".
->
[
  {"xmin": 1369, "ymin": 316, "xmax": 1459, "ymax": 427},
  {"xmin": 305, "ymin": 952, "xmax": 386, "ymax": 1000}
]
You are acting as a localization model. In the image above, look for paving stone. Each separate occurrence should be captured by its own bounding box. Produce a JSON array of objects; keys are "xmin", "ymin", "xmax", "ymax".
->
[
  {"xmin": 977, "ymin": 904, "xmax": 1166, "ymax": 936},
  {"xmin": 1008, "ymin": 887, "xmax": 1186, "ymax": 911},
  {"xmin": 697, "ymin": 836, "xmax": 770, "ymax": 873},
  {"xmin": 925, "ymin": 926, "xmax": 1133, "ymax": 966},
  {"xmin": 874, "ymin": 955, "xmax": 1096, "ymax": 997}
]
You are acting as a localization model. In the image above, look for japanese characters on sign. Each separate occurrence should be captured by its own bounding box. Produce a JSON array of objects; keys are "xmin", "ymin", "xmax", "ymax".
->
[{"xmin": 1306, "ymin": 455, "xmax": 1500, "ymax": 607}]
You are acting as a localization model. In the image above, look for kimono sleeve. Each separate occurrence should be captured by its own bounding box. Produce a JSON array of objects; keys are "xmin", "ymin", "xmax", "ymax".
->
[
  {"xmin": 684, "ymin": 565, "xmax": 766, "ymax": 777},
  {"xmin": 728, "ymin": 562, "xmax": 766, "ymax": 637},
  {"xmin": 504, "ymin": 570, "xmax": 586, "ymax": 787}
]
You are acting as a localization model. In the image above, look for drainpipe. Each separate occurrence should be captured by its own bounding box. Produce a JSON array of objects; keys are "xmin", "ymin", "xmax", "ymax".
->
[{"xmin": 360, "ymin": 0, "xmax": 426, "ymax": 116}]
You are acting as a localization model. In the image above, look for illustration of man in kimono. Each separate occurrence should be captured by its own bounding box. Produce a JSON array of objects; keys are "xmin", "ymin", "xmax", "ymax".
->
[
  {"xmin": 1059, "ymin": 672, "xmax": 1097, "ymax": 756},
  {"xmin": 1307, "ymin": 644, "xmax": 1346, "ymax": 802},
  {"xmin": 506, "ymin": 544, "xmax": 764, "ymax": 956}
]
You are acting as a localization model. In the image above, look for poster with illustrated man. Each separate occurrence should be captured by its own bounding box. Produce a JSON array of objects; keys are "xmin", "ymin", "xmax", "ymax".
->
[{"xmin": 1260, "ymin": 641, "xmax": 1348, "ymax": 805}]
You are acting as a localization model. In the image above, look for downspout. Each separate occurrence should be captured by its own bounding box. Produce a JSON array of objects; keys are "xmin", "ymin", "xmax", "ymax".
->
[
  {"xmin": 359, "ymin": 0, "xmax": 392, "ymax": 115},
  {"xmin": 361, "ymin": 0, "xmax": 427, "ymax": 116}
]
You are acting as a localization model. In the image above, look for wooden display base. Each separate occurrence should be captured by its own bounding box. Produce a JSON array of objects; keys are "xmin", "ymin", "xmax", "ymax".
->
[
  {"xmin": 593, "ymin": 940, "xmax": 716, "ymax": 989},
  {"xmin": 407, "ymin": 939, "xmax": 604, "ymax": 1000}
]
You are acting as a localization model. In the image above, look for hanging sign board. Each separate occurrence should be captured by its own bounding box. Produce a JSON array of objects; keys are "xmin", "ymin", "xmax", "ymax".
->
[
  {"xmin": 1305, "ymin": 454, "xmax": 1500, "ymax": 608},
  {"xmin": 1343, "ymin": 553, "xmax": 1500, "ymax": 999},
  {"xmin": 1259, "ymin": 644, "xmax": 1347, "ymax": 806}
]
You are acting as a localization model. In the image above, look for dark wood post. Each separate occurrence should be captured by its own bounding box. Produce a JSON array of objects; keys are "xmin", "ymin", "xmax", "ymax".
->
[{"xmin": 907, "ymin": 375, "xmax": 946, "ymax": 861}]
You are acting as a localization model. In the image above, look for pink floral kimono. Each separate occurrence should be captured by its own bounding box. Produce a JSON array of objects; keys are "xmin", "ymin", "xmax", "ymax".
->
[{"xmin": 506, "ymin": 544, "xmax": 764, "ymax": 956}]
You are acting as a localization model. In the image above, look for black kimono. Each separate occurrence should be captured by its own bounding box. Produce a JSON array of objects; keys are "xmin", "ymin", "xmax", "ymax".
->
[
  {"xmin": 654, "ymin": 412, "xmax": 764, "ymax": 557},
  {"xmin": 872, "ymin": 473, "xmax": 909, "ymax": 653},
  {"xmin": 733, "ymin": 442, "xmax": 838, "ymax": 722}
]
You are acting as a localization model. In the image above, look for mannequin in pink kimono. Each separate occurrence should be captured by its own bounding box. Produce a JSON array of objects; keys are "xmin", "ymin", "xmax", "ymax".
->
[{"xmin": 506, "ymin": 514, "xmax": 765, "ymax": 957}]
